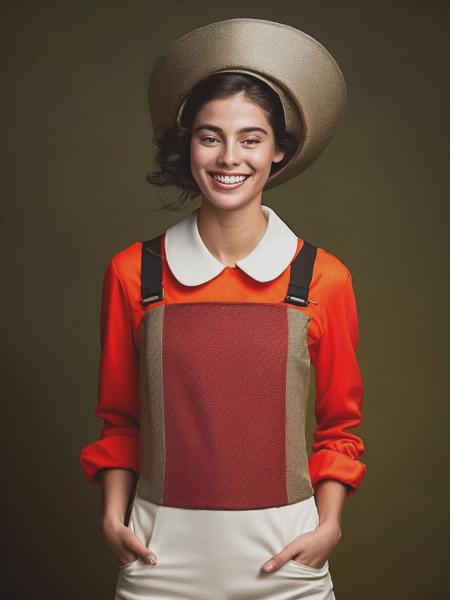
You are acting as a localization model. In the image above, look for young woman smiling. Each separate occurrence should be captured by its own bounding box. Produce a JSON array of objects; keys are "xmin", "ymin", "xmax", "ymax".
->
[{"xmin": 81, "ymin": 19, "xmax": 366, "ymax": 600}]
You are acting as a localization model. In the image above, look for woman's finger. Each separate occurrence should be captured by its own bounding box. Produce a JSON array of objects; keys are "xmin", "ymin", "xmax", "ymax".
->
[
  {"xmin": 261, "ymin": 544, "xmax": 297, "ymax": 572},
  {"xmin": 121, "ymin": 531, "xmax": 158, "ymax": 565}
]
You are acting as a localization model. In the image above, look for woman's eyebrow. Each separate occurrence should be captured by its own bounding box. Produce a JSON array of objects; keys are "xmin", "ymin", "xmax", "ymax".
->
[{"xmin": 194, "ymin": 124, "xmax": 268, "ymax": 135}]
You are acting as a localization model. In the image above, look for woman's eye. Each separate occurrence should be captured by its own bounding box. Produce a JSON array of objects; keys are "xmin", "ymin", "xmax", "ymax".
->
[{"xmin": 200, "ymin": 137, "xmax": 261, "ymax": 146}]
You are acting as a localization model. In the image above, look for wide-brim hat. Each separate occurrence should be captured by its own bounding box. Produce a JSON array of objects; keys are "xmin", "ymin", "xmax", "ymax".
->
[{"xmin": 148, "ymin": 18, "xmax": 347, "ymax": 189}]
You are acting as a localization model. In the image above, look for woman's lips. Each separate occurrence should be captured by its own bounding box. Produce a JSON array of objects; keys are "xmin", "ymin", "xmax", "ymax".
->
[{"xmin": 208, "ymin": 173, "xmax": 251, "ymax": 191}]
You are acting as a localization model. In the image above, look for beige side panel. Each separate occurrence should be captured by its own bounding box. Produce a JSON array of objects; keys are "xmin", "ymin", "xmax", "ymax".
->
[
  {"xmin": 285, "ymin": 307, "xmax": 314, "ymax": 503},
  {"xmin": 136, "ymin": 305, "xmax": 165, "ymax": 503}
]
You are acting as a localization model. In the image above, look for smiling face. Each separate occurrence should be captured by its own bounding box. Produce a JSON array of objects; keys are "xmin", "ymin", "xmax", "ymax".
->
[{"xmin": 190, "ymin": 92, "xmax": 285, "ymax": 211}]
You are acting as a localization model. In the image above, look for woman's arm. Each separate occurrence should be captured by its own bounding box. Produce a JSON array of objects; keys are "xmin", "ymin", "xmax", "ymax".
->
[
  {"xmin": 308, "ymin": 269, "xmax": 367, "ymax": 498},
  {"xmin": 80, "ymin": 258, "xmax": 141, "ymax": 485},
  {"xmin": 80, "ymin": 258, "xmax": 158, "ymax": 566}
]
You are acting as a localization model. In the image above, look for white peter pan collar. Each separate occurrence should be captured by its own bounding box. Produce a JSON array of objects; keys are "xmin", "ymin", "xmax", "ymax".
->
[{"xmin": 164, "ymin": 204, "xmax": 299, "ymax": 286}]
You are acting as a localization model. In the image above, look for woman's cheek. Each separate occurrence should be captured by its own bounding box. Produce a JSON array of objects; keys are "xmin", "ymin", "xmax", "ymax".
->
[{"xmin": 191, "ymin": 142, "xmax": 213, "ymax": 167}]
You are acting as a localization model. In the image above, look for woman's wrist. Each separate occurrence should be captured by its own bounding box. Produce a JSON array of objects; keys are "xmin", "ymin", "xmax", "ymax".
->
[
  {"xmin": 98, "ymin": 468, "xmax": 136, "ymax": 528},
  {"xmin": 317, "ymin": 519, "xmax": 342, "ymax": 540},
  {"xmin": 314, "ymin": 479, "xmax": 347, "ymax": 537},
  {"xmin": 100, "ymin": 511, "xmax": 126, "ymax": 531}
]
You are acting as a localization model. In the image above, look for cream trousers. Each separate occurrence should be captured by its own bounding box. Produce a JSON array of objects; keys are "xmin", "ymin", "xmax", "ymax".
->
[{"xmin": 114, "ymin": 493, "xmax": 336, "ymax": 600}]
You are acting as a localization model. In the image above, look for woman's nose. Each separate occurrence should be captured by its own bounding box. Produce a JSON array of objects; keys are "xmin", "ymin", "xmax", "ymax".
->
[{"xmin": 218, "ymin": 142, "xmax": 240, "ymax": 166}]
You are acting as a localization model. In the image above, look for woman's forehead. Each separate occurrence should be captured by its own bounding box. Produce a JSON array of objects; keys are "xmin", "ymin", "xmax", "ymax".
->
[{"xmin": 193, "ymin": 96, "xmax": 271, "ymax": 128}]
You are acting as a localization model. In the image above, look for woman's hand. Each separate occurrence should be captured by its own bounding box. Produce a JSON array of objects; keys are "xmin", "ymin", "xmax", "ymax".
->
[
  {"xmin": 100, "ymin": 514, "xmax": 158, "ymax": 568},
  {"xmin": 97, "ymin": 469, "xmax": 157, "ymax": 568},
  {"xmin": 261, "ymin": 521, "xmax": 342, "ymax": 572},
  {"xmin": 262, "ymin": 480, "xmax": 348, "ymax": 572}
]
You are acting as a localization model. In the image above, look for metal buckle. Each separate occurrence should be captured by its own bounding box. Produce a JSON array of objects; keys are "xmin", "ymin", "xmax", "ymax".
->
[
  {"xmin": 284, "ymin": 295, "xmax": 319, "ymax": 306},
  {"xmin": 141, "ymin": 287, "xmax": 164, "ymax": 306}
]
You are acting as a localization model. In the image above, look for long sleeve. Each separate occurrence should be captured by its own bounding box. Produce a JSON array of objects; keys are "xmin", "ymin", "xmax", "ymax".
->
[
  {"xmin": 80, "ymin": 258, "xmax": 140, "ymax": 485},
  {"xmin": 308, "ymin": 270, "xmax": 367, "ymax": 497}
]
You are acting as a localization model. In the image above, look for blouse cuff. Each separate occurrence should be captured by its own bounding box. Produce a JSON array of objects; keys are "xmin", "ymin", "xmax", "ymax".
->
[
  {"xmin": 308, "ymin": 448, "xmax": 367, "ymax": 497},
  {"xmin": 80, "ymin": 435, "xmax": 139, "ymax": 485}
]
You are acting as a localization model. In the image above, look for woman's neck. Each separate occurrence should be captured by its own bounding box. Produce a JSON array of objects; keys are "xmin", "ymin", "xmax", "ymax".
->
[{"xmin": 196, "ymin": 201, "xmax": 269, "ymax": 268}]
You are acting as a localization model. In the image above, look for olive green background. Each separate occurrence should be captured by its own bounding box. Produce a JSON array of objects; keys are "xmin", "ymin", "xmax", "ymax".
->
[{"xmin": 2, "ymin": 1, "xmax": 449, "ymax": 599}]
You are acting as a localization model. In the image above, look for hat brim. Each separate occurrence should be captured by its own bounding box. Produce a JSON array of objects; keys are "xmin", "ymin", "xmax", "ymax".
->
[{"xmin": 148, "ymin": 18, "xmax": 347, "ymax": 189}]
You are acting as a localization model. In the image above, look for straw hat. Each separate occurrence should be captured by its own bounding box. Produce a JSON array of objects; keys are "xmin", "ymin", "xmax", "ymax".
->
[{"xmin": 147, "ymin": 18, "xmax": 347, "ymax": 189}]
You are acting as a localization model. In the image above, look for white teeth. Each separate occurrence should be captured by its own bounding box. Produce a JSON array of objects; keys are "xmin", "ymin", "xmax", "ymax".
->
[{"xmin": 212, "ymin": 174, "xmax": 247, "ymax": 184}]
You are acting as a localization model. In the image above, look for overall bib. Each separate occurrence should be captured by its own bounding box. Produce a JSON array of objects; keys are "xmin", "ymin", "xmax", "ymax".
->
[{"xmin": 114, "ymin": 236, "xmax": 336, "ymax": 600}]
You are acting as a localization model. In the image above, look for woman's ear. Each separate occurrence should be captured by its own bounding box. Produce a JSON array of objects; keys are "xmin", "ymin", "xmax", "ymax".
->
[{"xmin": 272, "ymin": 148, "xmax": 285, "ymax": 164}]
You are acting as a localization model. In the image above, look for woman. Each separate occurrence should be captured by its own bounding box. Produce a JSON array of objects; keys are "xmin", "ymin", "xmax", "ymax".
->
[{"xmin": 80, "ymin": 18, "xmax": 367, "ymax": 600}]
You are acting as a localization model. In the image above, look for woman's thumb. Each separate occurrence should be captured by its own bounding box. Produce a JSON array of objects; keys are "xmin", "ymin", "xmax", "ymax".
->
[{"xmin": 127, "ymin": 534, "xmax": 158, "ymax": 565}]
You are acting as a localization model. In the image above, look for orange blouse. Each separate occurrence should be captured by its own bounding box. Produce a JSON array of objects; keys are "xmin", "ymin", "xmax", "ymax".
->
[{"xmin": 80, "ymin": 234, "xmax": 367, "ymax": 497}]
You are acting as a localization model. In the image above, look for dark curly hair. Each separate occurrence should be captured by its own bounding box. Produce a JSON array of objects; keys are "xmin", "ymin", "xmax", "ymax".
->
[{"xmin": 146, "ymin": 72, "xmax": 301, "ymax": 211}]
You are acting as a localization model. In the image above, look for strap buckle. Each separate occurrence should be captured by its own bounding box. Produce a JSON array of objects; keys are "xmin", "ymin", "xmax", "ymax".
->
[
  {"xmin": 284, "ymin": 294, "xmax": 319, "ymax": 306},
  {"xmin": 141, "ymin": 286, "xmax": 164, "ymax": 307},
  {"xmin": 284, "ymin": 294, "xmax": 309, "ymax": 306}
]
